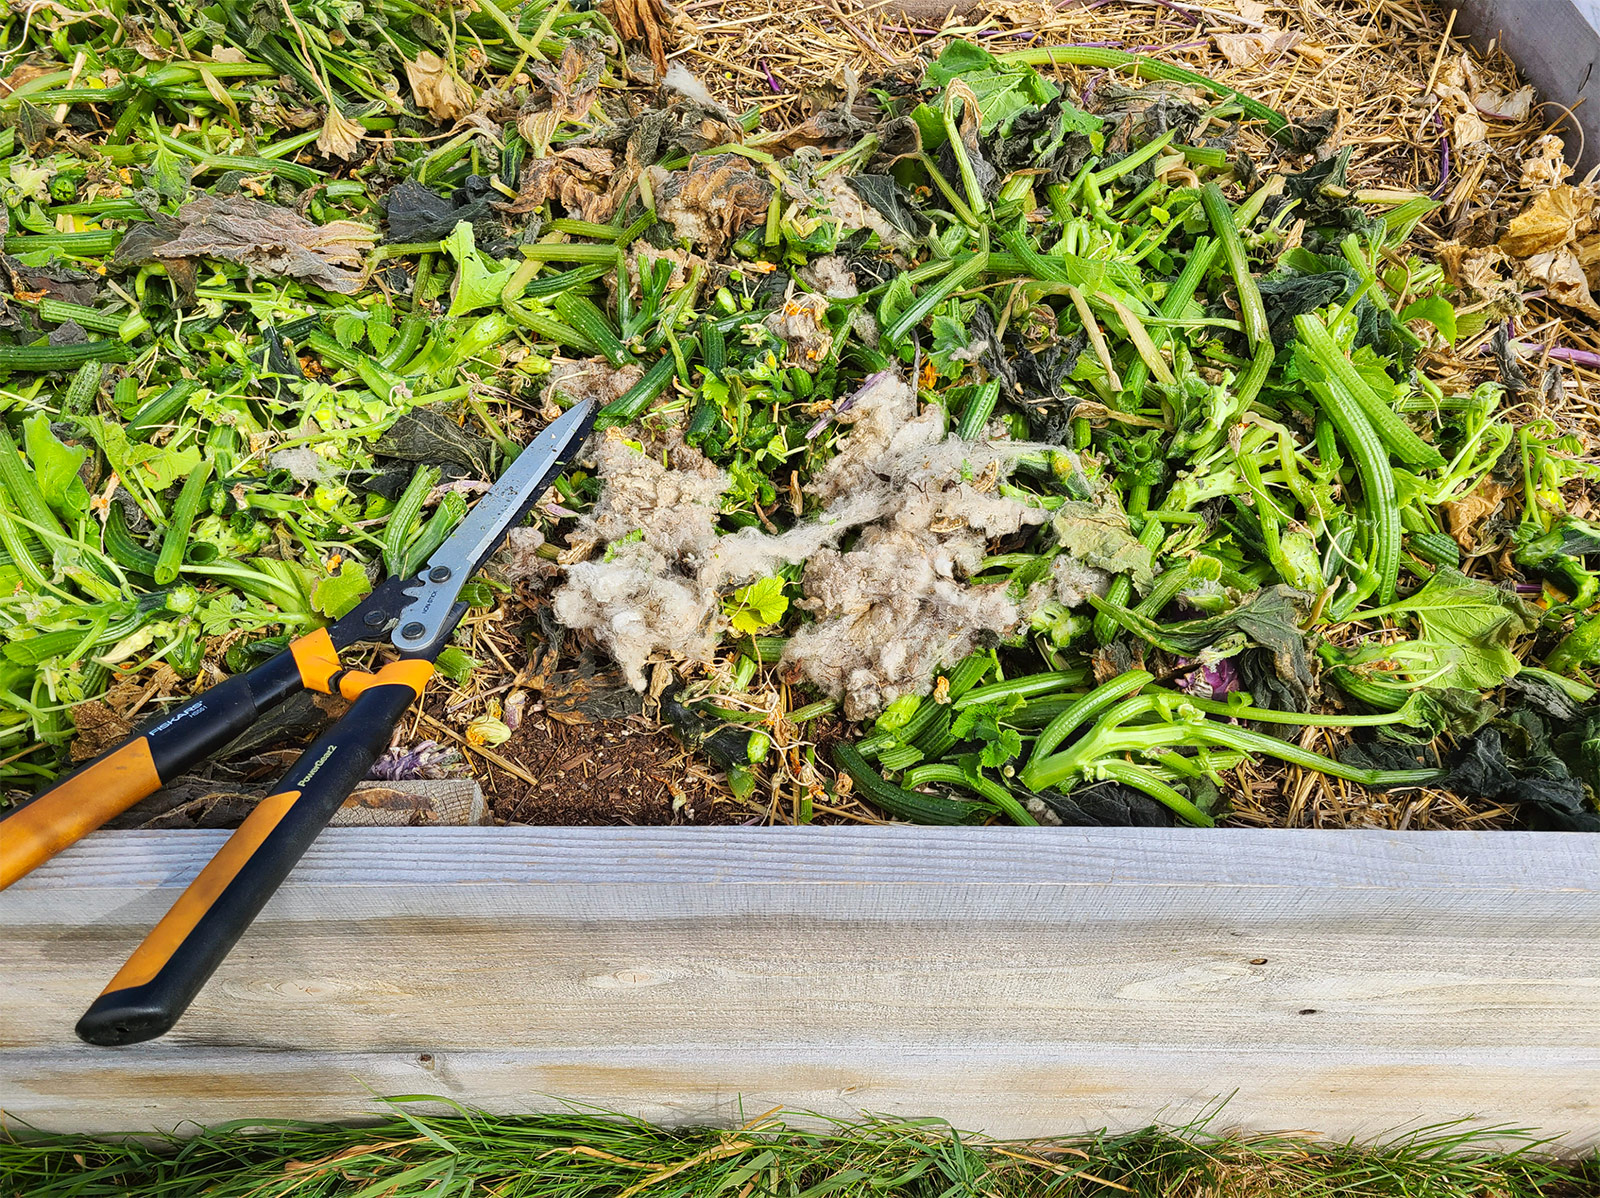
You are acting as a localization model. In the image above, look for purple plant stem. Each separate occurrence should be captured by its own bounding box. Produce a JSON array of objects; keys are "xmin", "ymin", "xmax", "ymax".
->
[
  {"xmin": 1431, "ymin": 112, "xmax": 1452, "ymax": 199},
  {"xmin": 806, "ymin": 367, "xmax": 896, "ymax": 440},
  {"xmin": 759, "ymin": 58, "xmax": 782, "ymax": 93},
  {"xmin": 1148, "ymin": 0, "xmax": 1201, "ymax": 23},
  {"xmin": 1548, "ymin": 346, "xmax": 1600, "ymax": 368}
]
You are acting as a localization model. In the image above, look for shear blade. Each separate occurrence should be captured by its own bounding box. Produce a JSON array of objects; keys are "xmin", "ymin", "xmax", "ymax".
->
[{"xmin": 390, "ymin": 400, "xmax": 596, "ymax": 652}]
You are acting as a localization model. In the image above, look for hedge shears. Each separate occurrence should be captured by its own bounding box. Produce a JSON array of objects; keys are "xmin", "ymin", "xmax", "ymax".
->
[{"xmin": 0, "ymin": 400, "xmax": 595, "ymax": 1046}]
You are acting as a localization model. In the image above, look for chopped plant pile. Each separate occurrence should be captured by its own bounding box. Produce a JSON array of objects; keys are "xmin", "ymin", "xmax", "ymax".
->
[{"xmin": 1, "ymin": 1, "xmax": 1598, "ymax": 832}]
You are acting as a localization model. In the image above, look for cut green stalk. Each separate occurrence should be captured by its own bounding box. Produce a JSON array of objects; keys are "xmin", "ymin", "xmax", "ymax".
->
[
  {"xmin": 0, "ymin": 496, "xmax": 51, "ymax": 590},
  {"xmin": 1089, "ymin": 129, "xmax": 1176, "ymax": 190},
  {"xmin": 834, "ymin": 742, "xmax": 985, "ymax": 825},
  {"xmin": 62, "ymin": 360, "xmax": 104, "ymax": 416},
  {"xmin": 384, "ymin": 464, "xmax": 441, "ymax": 578},
  {"xmin": 883, "ymin": 243, "xmax": 989, "ymax": 345},
  {"xmin": 1104, "ymin": 294, "xmax": 1173, "ymax": 386},
  {"xmin": 1200, "ymin": 182, "xmax": 1269, "ymax": 348},
  {"xmin": 0, "ymin": 340, "xmax": 130, "ymax": 371},
  {"xmin": 37, "ymin": 299, "xmax": 125, "ymax": 334},
  {"xmin": 595, "ymin": 354, "xmax": 677, "ymax": 431},
  {"xmin": 1026, "ymin": 670, "xmax": 1153, "ymax": 769},
  {"xmin": 1093, "ymin": 760, "xmax": 1213, "ymax": 827},
  {"xmin": 954, "ymin": 668, "xmax": 1090, "ymax": 709},
  {"xmin": 404, "ymin": 491, "xmax": 468, "ymax": 577},
  {"xmin": 956, "ymin": 380, "xmax": 1000, "ymax": 441},
  {"xmin": 553, "ymin": 292, "xmax": 630, "ymax": 366},
  {"xmin": 1294, "ymin": 311, "xmax": 1445, "ymax": 469},
  {"xmin": 900, "ymin": 763, "xmax": 1038, "ymax": 826},
  {"xmin": 154, "ymin": 461, "xmax": 213, "ymax": 585}
]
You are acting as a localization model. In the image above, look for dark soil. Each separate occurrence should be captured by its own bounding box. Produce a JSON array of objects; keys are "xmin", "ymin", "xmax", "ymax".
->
[{"xmin": 486, "ymin": 708, "xmax": 727, "ymax": 825}]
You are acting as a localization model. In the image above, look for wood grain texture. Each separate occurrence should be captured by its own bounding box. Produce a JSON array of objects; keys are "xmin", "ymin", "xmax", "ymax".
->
[{"xmin": 2, "ymin": 828, "xmax": 1598, "ymax": 1142}]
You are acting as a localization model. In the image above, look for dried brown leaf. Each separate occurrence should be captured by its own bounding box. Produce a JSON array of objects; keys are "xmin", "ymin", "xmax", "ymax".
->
[
  {"xmin": 114, "ymin": 195, "xmax": 374, "ymax": 295},
  {"xmin": 316, "ymin": 108, "xmax": 364, "ymax": 160},
  {"xmin": 503, "ymin": 147, "xmax": 617, "ymax": 222},
  {"xmin": 1516, "ymin": 245, "xmax": 1600, "ymax": 316},
  {"xmin": 1520, "ymin": 134, "xmax": 1572, "ymax": 191},
  {"xmin": 1471, "ymin": 83, "xmax": 1535, "ymax": 121},
  {"xmin": 605, "ymin": 0, "xmax": 671, "ymax": 72},
  {"xmin": 1441, "ymin": 478, "xmax": 1512, "ymax": 553},
  {"xmin": 406, "ymin": 51, "xmax": 474, "ymax": 123},
  {"xmin": 1214, "ymin": 31, "xmax": 1275, "ymax": 68},
  {"xmin": 1438, "ymin": 241, "xmax": 1514, "ymax": 299},
  {"xmin": 531, "ymin": 40, "xmax": 606, "ymax": 123},
  {"xmin": 649, "ymin": 154, "xmax": 773, "ymax": 254}
]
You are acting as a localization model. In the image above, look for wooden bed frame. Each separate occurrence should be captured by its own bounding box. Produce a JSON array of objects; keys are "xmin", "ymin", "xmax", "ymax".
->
[{"xmin": 4, "ymin": 826, "xmax": 1597, "ymax": 1144}]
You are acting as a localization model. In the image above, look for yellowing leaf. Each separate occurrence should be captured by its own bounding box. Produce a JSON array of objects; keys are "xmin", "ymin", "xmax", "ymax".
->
[
  {"xmin": 406, "ymin": 51, "xmax": 474, "ymax": 124},
  {"xmin": 726, "ymin": 576, "xmax": 789, "ymax": 635},
  {"xmin": 1500, "ymin": 184, "xmax": 1591, "ymax": 258}
]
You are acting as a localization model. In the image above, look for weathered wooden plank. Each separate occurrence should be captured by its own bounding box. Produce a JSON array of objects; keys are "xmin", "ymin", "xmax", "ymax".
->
[
  {"xmin": 3, "ymin": 1045, "xmax": 1597, "ymax": 1144},
  {"xmin": 2, "ymin": 828, "xmax": 1597, "ymax": 1141}
]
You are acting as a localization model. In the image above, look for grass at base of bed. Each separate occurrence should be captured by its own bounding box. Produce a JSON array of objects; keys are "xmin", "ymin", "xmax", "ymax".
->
[{"xmin": 3, "ymin": 1104, "xmax": 1595, "ymax": 1197}]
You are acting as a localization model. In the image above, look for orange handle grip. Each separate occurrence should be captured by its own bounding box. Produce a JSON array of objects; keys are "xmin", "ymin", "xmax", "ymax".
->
[
  {"xmin": 0, "ymin": 739, "xmax": 160, "ymax": 889},
  {"xmin": 76, "ymin": 663, "xmax": 432, "ymax": 1046}
]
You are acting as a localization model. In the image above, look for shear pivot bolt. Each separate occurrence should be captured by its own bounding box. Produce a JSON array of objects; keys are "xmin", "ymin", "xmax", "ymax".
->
[
  {"xmin": 401, "ymin": 622, "xmax": 426, "ymax": 640},
  {"xmin": 364, "ymin": 610, "xmax": 386, "ymax": 628},
  {"xmin": 429, "ymin": 566, "xmax": 452, "ymax": 583}
]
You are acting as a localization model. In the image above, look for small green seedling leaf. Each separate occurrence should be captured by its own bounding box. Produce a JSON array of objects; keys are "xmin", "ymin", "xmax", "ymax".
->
[
  {"xmin": 725, "ymin": 576, "xmax": 789, "ymax": 634},
  {"xmin": 1400, "ymin": 295, "xmax": 1457, "ymax": 343},
  {"xmin": 310, "ymin": 560, "xmax": 372, "ymax": 618}
]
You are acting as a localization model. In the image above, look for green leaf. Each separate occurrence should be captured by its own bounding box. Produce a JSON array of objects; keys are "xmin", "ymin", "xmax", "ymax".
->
[
  {"xmin": 1399, "ymin": 295, "xmax": 1457, "ymax": 343},
  {"xmin": 332, "ymin": 310, "xmax": 366, "ymax": 349},
  {"xmin": 979, "ymin": 727, "xmax": 1022, "ymax": 769},
  {"xmin": 434, "ymin": 645, "xmax": 480, "ymax": 684},
  {"xmin": 924, "ymin": 39, "xmax": 1001, "ymax": 85},
  {"xmin": 443, "ymin": 220, "xmax": 517, "ymax": 317},
  {"xmin": 145, "ymin": 141, "xmax": 188, "ymax": 204},
  {"xmin": 21, "ymin": 413, "xmax": 89, "ymax": 522},
  {"xmin": 1369, "ymin": 568, "xmax": 1539, "ymax": 690},
  {"xmin": 367, "ymin": 303, "xmax": 395, "ymax": 355},
  {"xmin": 310, "ymin": 560, "xmax": 372, "ymax": 618},
  {"xmin": 726, "ymin": 576, "xmax": 789, "ymax": 635},
  {"xmin": 929, "ymin": 310, "xmax": 972, "ymax": 380},
  {"xmin": 85, "ymin": 416, "xmax": 203, "ymax": 495}
]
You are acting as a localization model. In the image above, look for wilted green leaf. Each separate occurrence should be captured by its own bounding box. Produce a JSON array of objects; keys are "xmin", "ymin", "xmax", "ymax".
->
[{"xmin": 22, "ymin": 413, "xmax": 89, "ymax": 522}]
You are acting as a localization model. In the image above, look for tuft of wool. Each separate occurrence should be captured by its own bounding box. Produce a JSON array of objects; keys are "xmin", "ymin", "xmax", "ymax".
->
[{"xmin": 550, "ymin": 373, "xmax": 1054, "ymax": 715}]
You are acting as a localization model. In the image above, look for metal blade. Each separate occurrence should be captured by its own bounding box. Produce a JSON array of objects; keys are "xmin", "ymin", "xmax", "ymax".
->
[{"xmin": 391, "ymin": 400, "xmax": 596, "ymax": 652}]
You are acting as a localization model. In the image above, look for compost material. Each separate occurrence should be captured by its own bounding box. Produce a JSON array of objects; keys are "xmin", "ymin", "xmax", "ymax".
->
[{"xmin": 0, "ymin": 0, "xmax": 1597, "ymax": 834}]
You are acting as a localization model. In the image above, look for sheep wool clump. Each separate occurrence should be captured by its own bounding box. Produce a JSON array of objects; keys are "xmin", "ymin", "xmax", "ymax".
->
[
  {"xmin": 551, "ymin": 431, "xmax": 729, "ymax": 689},
  {"xmin": 552, "ymin": 371, "xmax": 1053, "ymax": 716},
  {"xmin": 779, "ymin": 374, "xmax": 1050, "ymax": 719}
]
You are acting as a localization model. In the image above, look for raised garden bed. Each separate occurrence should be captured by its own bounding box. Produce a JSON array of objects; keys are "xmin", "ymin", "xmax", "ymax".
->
[{"xmin": 5, "ymin": 0, "xmax": 1600, "ymax": 1145}]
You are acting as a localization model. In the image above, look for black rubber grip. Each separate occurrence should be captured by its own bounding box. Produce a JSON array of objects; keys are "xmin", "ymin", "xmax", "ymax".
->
[{"xmin": 76, "ymin": 682, "xmax": 419, "ymax": 1046}]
